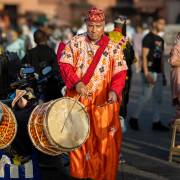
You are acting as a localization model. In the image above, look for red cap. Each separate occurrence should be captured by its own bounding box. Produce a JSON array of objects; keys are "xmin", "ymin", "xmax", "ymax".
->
[{"xmin": 86, "ymin": 7, "xmax": 105, "ymax": 23}]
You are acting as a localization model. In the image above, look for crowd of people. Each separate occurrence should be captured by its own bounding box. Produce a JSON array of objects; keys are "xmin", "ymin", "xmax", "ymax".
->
[{"xmin": 0, "ymin": 6, "xmax": 180, "ymax": 180}]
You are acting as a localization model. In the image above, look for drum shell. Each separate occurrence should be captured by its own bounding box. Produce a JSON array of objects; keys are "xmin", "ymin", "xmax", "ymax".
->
[
  {"xmin": 0, "ymin": 102, "xmax": 17, "ymax": 149},
  {"xmin": 28, "ymin": 102, "xmax": 62, "ymax": 156}
]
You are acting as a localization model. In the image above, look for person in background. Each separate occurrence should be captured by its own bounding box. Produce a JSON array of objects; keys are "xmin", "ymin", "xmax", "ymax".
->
[
  {"xmin": 0, "ymin": 46, "xmax": 21, "ymax": 99},
  {"xmin": 142, "ymin": 23, "xmax": 150, "ymax": 37},
  {"xmin": 0, "ymin": 13, "xmax": 11, "ymax": 48},
  {"xmin": 109, "ymin": 15, "xmax": 135, "ymax": 164},
  {"xmin": 109, "ymin": 15, "xmax": 135, "ymax": 122},
  {"xmin": 22, "ymin": 29, "xmax": 61, "ymax": 101},
  {"xmin": 169, "ymin": 32, "xmax": 180, "ymax": 128},
  {"xmin": 6, "ymin": 28, "xmax": 26, "ymax": 60},
  {"xmin": 22, "ymin": 29, "xmax": 57, "ymax": 75},
  {"xmin": 129, "ymin": 16, "xmax": 169, "ymax": 131},
  {"xmin": 126, "ymin": 18, "xmax": 135, "ymax": 42},
  {"xmin": 11, "ymin": 89, "xmax": 37, "ymax": 159},
  {"xmin": 133, "ymin": 25, "xmax": 143, "ymax": 73},
  {"xmin": 57, "ymin": 28, "xmax": 73, "ymax": 60}
]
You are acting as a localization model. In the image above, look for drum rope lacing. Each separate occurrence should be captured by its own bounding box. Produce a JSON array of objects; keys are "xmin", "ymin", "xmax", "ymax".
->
[
  {"xmin": 29, "ymin": 102, "xmax": 62, "ymax": 155},
  {"xmin": 34, "ymin": 104, "xmax": 58, "ymax": 151}
]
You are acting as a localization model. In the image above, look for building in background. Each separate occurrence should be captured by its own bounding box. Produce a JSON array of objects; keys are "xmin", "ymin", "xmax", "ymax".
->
[
  {"xmin": 113, "ymin": 0, "xmax": 180, "ymax": 24},
  {"xmin": 0, "ymin": 0, "xmax": 116, "ymax": 27},
  {"xmin": 0, "ymin": 0, "xmax": 180, "ymax": 27}
]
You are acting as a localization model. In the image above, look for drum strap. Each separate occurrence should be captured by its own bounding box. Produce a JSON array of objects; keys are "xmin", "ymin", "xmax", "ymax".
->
[{"xmin": 82, "ymin": 35, "xmax": 109, "ymax": 85}]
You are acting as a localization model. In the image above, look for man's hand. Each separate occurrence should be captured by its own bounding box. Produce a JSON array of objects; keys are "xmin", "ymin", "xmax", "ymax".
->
[
  {"xmin": 145, "ymin": 73, "xmax": 155, "ymax": 85},
  {"xmin": 108, "ymin": 91, "xmax": 117, "ymax": 103},
  {"xmin": 75, "ymin": 82, "xmax": 89, "ymax": 96}
]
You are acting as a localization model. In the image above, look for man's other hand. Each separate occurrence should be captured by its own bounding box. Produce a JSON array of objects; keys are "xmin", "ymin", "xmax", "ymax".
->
[{"xmin": 108, "ymin": 91, "xmax": 117, "ymax": 103}]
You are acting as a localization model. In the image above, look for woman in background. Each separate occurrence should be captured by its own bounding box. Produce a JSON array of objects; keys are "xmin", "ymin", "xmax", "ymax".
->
[{"xmin": 169, "ymin": 32, "xmax": 180, "ymax": 126}]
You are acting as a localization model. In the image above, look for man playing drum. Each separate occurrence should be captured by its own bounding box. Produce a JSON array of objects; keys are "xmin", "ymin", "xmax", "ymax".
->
[{"xmin": 58, "ymin": 7, "xmax": 127, "ymax": 180}]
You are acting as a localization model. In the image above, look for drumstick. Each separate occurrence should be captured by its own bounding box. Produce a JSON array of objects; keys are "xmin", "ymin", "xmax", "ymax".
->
[{"xmin": 61, "ymin": 95, "xmax": 81, "ymax": 133}]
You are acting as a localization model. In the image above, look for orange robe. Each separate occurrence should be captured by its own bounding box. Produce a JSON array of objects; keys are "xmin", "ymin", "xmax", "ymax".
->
[{"xmin": 59, "ymin": 34, "xmax": 127, "ymax": 180}]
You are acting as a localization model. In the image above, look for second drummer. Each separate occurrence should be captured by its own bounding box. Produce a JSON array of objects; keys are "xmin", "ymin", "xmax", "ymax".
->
[{"xmin": 11, "ymin": 88, "xmax": 37, "ymax": 162}]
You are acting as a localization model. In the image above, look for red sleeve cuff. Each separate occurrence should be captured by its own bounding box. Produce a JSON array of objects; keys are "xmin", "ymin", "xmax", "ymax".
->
[
  {"xmin": 57, "ymin": 42, "xmax": 66, "ymax": 61},
  {"xmin": 110, "ymin": 70, "xmax": 127, "ymax": 96}
]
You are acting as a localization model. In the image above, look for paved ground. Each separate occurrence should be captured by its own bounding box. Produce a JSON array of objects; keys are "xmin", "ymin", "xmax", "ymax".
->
[{"xmin": 117, "ymin": 61, "xmax": 180, "ymax": 180}]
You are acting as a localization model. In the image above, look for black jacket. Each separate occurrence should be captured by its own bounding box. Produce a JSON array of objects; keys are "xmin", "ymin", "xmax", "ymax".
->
[{"xmin": 22, "ymin": 44, "xmax": 58, "ymax": 75}]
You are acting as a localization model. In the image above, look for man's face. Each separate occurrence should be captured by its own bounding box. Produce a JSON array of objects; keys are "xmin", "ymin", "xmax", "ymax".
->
[
  {"xmin": 155, "ymin": 19, "xmax": 166, "ymax": 32},
  {"xmin": 87, "ymin": 21, "xmax": 105, "ymax": 41}
]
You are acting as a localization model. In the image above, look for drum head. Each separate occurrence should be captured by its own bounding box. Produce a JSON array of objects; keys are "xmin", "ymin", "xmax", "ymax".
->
[
  {"xmin": 46, "ymin": 97, "xmax": 90, "ymax": 150},
  {"xmin": 0, "ymin": 102, "xmax": 17, "ymax": 149}
]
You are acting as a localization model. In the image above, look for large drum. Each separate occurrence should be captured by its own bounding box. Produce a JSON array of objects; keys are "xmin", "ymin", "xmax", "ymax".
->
[
  {"xmin": 0, "ymin": 102, "xmax": 17, "ymax": 149},
  {"xmin": 28, "ymin": 97, "xmax": 90, "ymax": 156}
]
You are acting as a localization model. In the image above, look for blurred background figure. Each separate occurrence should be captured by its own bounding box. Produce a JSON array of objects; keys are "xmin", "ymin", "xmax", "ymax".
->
[
  {"xmin": 109, "ymin": 15, "xmax": 135, "ymax": 121},
  {"xmin": 0, "ymin": 46, "xmax": 21, "ymax": 99},
  {"xmin": 22, "ymin": 29, "xmax": 56, "ymax": 74},
  {"xmin": 11, "ymin": 89, "xmax": 37, "ymax": 159},
  {"xmin": 6, "ymin": 28, "xmax": 26, "ymax": 60},
  {"xmin": 142, "ymin": 23, "xmax": 150, "ymax": 37},
  {"xmin": 169, "ymin": 32, "xmax": 180, "ymax": 128},
  {"xmin": 0, "ymin": 12, "xmax": 11, "ymax": 48},
  {"xmin": 129, "ymin": 16, "xmax": 169, "ymax": 131},
  {"xmin": 17, "ymin": 15, "xmax": 35, "ymax": 49},
  {"xmin": 77, "ymin": 23, "xmax": 87, "ymax": 35},
  {"xmin": 126, "ymin": 18, "xmax": 135, "ymax": 42},
  {"xmin": 133, "ymin": 25, "xmax": 143, "ymax": 73},
  {"xmin": 22, "ymin": 29, "xmax": 62, "ymax": 102},
  {"xmin": 56, "ymin": 28, "xmax": 73, "ymax": 61},
  {"xmin": 109, "ymin": 15, "xmax": 135, "ymax": 164}
]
